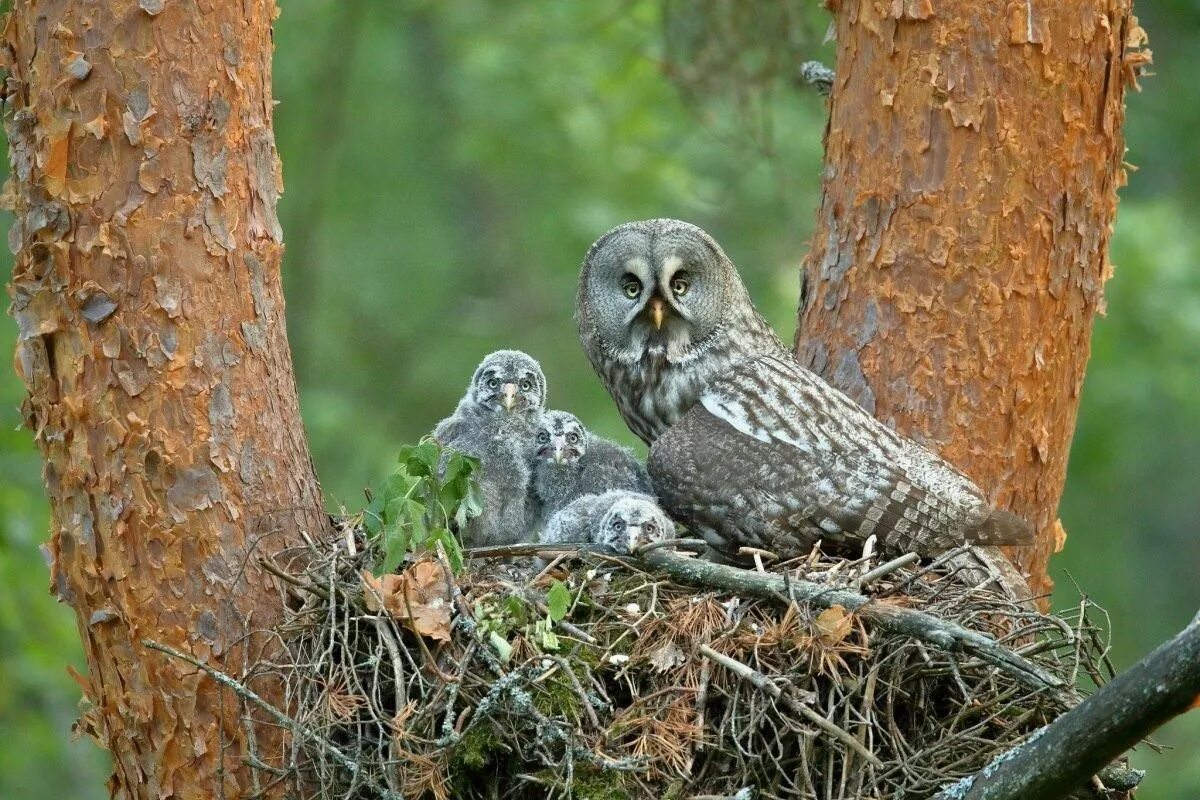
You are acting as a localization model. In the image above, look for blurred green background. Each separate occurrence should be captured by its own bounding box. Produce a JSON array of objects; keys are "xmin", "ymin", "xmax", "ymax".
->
[{"xmin": 1, "ymin": 1, "xmax": 1197, "ymax": 797}]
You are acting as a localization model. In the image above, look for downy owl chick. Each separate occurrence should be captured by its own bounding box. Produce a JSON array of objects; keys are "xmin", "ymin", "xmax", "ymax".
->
[
  {"xmin": 433, "ymin": 350, "xmax": 546, "ymax": 547},
  {"xmin": 530, "ymin": 410, "xmax": 651, "ymax": 529},
  {"xmin": 539, "ymin": 490, "xmax": 674, "ymax": 554}
]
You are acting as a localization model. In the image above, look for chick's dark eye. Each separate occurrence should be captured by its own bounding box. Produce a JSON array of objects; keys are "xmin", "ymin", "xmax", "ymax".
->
[
  {"xmin": 519, "ymin": 379, "xmax": 532, "ymax": 391},
  {"xmin": 566, "ymin": 432, "xmax": 579, "ymax": 444},
  {"xmin": 537, "ymin": 432, "xmax": 549, "ymax": 443},
  {"xmin": 643, "ymin": 522, "xmax": 657, "ymax": 534},
  {"xmin": 621, "ymin": 276, "xmax": 641, "ymax": 299},
  {"xmin": 671, "ymin": 276, "xmax": 690, "ymax": 296},
  {"xmin": 486, "ymin": 378, "xmax": 499, "ymax": 389}
]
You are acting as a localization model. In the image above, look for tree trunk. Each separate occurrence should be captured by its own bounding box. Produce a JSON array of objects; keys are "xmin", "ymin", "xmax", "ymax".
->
[
  {"xmin": 797, "ymin": 1, "xmax": 1147, "ymax": 598},
  {"xmin": 3, "ymin": 2, "xmax": 325, "ymax": 797}
]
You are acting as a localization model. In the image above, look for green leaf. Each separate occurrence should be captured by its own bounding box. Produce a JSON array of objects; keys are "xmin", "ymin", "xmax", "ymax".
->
[
  {"xmin": 534, "ymin": 616, "xmax": 559, "ymax": 651},
  {"xmin": 396, "ymin": 444, "xmax": 416, "ymax": 466},
  {"xmin": 441, "ymin": 451, "xmax": 469, "ymax": 487},
  {"xmin": 379, "ymin": 522, "xmax": 410, "ymax": 574},
  {"xmin": 546, "ymin": 579, "xmax": 570, "ymax": 622},
  {"xmin": 404, "ymin": 440, "xmax": 440, "ymax": 478},
  {"xmin": 363, "ymin": 496, "xmax": 385, "ymax": 539},
  {"xmin": 379, "ymin": 471, "xmax": 418, "ymax": 504},
  {"xmin": 425, "ymin": 527, "xmax": 464, "ymax": 573},
  {"xmin": 455, "ymin": 481, "xmax": 486, "ymax": 530}
]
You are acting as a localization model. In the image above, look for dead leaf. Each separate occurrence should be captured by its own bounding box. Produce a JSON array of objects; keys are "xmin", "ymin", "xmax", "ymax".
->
[
  {"xmin": 1052, "ymin": 518, "xmax": 1068, "ymax": 553},
  {"xmin": 363, "ymin": 559, "xmax": 453, "ymax": 643},
  {"xmin": 647, "ymin": 641, "xmax": 685, "ymax": 674},
  {"xmin": 814, "ymin": 605, "xmax": 853, "ymax": 648}
]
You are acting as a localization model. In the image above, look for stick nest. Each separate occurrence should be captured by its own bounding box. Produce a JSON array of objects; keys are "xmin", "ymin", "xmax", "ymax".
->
[{"xmin": 252, "ymin": 523, "xmax": 1116, "ymax": 800}]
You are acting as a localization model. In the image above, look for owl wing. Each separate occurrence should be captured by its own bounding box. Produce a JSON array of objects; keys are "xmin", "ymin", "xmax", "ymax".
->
[{"xmin": 648, "ymin": 355, "xmax": 1029, "ymax": 557}]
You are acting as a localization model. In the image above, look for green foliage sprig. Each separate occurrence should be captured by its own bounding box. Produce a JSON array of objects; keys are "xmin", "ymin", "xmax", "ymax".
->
[{"xmin": 362, "ymin": 438, "xmax": 483, "ymax": 575}]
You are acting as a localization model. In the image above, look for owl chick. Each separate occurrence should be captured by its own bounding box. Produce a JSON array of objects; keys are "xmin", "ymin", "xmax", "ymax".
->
[
  {"xmin": 433, "ymin": 350, "xmax": 546, "ymax": 547},
  {"xmin": 576, "ymin": 219, "xmax": 1034, "ymax": 560},
  {"xmin": 530, "ymin": 410, "xmax": 651, "ymax": 528},
  {"xmin": 539, "ymin": 490, "xmax": 674, "ymax": 554}
]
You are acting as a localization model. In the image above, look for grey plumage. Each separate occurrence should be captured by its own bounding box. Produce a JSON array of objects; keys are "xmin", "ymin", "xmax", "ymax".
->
[
  {"xmin": 433, "ymin": 350, "xmax": 547, "ymax": 547},
  {"xmin": 539, "ymin": 490, "xmax": 674, "ymax": 554},
  {"xmin": 577, "ymin": 219, "xmax": 1034, "ymax": 559},
  {"xmin": 530, "ymin": 410, "xmax": 651, "ymax": 529},
  {"xmin": 577, "ymin": 218, "xmax": 789, "ymax": 445}
]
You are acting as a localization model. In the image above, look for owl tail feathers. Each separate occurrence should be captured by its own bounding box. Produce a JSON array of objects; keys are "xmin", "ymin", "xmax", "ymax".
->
[{"xmin": 963, "ymin": 509, "xmax": 1036, "ymax": 546}]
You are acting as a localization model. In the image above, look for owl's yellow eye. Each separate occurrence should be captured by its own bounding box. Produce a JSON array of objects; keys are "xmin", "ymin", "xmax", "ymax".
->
[
  {"xmin": 622, "ymin": 279, "xmax": 641, "ymax": 299},
  {"xmin": 671, "ymin": 277, "xmax": 689, "ymax": 296}
]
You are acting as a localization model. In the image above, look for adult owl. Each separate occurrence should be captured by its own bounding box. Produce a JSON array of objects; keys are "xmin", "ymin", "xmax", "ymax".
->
[
  {"xmin": 433, "ymin": 350, "xmax": 546, "ymax": 547},
  {"xmin": 576, "ymin": 219, "xmax": 1033, "ymax": 559},
  {"xmin": 530, "ymin": 410, "xmax": 651, "ymax": 529}
]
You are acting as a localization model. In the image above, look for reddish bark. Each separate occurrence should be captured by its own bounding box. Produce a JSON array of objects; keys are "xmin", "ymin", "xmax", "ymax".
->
[
  {"xmin": 3, "ymin": 1, "xmax": 325, "ymax": 796},
  {"xmin": 798, "ymin": 0, "xmax": 1148, "ymax": 598}
]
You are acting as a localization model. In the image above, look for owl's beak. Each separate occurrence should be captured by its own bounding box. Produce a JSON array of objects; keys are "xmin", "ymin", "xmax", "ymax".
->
[
  {"xmin": 552, "ymin": 436, "xmax": 567, "ymax": 464},
  {"xmin": 626, "ymin": 525, "xmax": 644, "ymax": 551},
  {"xmin": 501, "ymin": 383, "xmax": 518, "ymax": 410},
  {"xmin": 648, "ymin": 297, "xmax": 666, "ymax": 330}
]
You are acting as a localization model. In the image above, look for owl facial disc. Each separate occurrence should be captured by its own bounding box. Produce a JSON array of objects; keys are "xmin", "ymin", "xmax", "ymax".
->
[
  {"xmin": 469, "ymin": 350, "xmax": 546, "ymax": 414},
  {"xmin": 535, "ymin": 411, "xmax": 587, "ymax": 465}
]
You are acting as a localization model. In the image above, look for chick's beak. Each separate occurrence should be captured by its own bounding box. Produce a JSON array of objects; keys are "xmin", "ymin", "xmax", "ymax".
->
[
  {"xmin": 552, "ymin": 436, "xmax": 566, "ymax": 464},
  {"xmin": 648, "ymin": 297, "xmax": 665, "ymax": 330},
  {"xmin": 626, "ymin": 525, "xmax": 643, "ymax": 552},
  {"xmin": 501, "ymin": 383, "xmax": 518, "ymax": 411}
]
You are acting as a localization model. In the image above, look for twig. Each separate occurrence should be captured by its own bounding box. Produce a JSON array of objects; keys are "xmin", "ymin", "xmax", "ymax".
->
[
  {"xmin": 519, "ymin": 588, "xmax": 598, "ymax": 644},
  {"xmin": 635, "ymin": 537, "xmax": 709, "ymax": 555},
  {"xmin": 932, "ymin": 612, "xmax": 1200, "ymax": 799},
  {"xmin": 698, "ymin": 644, "xmax": 883, "ymax": 769},
  {"xmin": 142, "ymin": 639, "xmax": 404, "ymax": 800},
  {"xmin": 857, "ymin": 552, "xmax": 920, "ymax": 591},
  {"xmin": 643, "ymin": 548, "xmax": 1066, "ymax": 698}
]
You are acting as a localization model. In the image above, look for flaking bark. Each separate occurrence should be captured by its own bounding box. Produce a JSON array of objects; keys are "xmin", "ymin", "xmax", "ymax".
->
[
  {"xmin": 3, "ymin": 2, "xmax": 325, "ymax": 797},
  {"xmin": 798, "ymin": 1, "xmax": 1148, "ymax": 598}
]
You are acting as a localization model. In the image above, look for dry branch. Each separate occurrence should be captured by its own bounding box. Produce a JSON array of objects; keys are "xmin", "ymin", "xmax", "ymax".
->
[
  {"xmin": 933, "ymin": 613, "xmax": 1200, "ymax": 800},
  {"xmin": 639, "ymin": 547, "xmax": 1067, "ymax": 697}
]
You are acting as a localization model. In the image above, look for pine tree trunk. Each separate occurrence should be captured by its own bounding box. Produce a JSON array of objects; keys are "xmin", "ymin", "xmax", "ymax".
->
[
  {"xmin": 3, "ymin": 2, "xmax": 325, "ymax": 797},
  {"xmin": 797, "ymin": 1, "xmax": 1146, "ymax": 598}
]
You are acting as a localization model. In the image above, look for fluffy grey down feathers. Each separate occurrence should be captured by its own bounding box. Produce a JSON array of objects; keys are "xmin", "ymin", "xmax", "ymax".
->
[
  {"xmin": 433, "ymin": 350, "xmax": 547, "ymax": 547},
  {"xmin": 539, "ymin": 490, "xmax": 674, "ymax": 553},
  {"xmin": 530, "ymin": 410, "xmax": 651, "ymax": 530}
]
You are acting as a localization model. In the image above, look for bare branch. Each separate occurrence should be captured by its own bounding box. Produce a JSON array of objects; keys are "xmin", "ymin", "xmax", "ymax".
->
[
  {"xmin": 932, "ymin": 613, "xmax": 1200, "ymax": 800},
  {"xmin": 640, "ymin": 548, "xmax": 1067, "ymax": 697},
  {"xmin": 143, "ymin": 639, "xmax": 404, "ymax": 800}
]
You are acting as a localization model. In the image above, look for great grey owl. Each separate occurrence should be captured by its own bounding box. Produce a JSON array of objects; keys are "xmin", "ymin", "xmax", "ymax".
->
[
  {"xmin": 576, "ymin": 219, "xmax": 1034, "ymax": 559},
  {"xmin": 433, "ymin": 350, "xmax": 546, "ymax": 547},
  {"xmin": 530, "ymin": 410, "xmax": 651, "ymax": 528},
  {"xmin": 539, "ymin": 490, "xmax": 674, "ymax": 554}
]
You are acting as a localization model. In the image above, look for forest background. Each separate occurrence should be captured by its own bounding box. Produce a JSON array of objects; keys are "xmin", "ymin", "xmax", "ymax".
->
[{"xmin": 0, "ymin": 1, "xmax": 1196, "ymax": 797}]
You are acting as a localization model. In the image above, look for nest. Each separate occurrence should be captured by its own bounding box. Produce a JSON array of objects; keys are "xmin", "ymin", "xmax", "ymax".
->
[{"xmin": 247, "ymin": 523, "xmax": 1120, "ymax": 800}]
